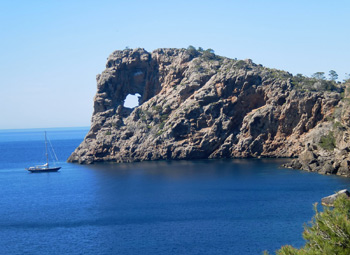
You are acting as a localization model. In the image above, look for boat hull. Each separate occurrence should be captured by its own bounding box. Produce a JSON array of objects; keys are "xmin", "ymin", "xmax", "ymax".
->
[{"xmin": 26, "ymin": 167, "xmax": 61, "ymax": 173}]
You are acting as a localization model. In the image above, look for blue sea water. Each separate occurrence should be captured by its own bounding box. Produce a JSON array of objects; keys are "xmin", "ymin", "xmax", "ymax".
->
[{"xmin": 0, "ymin": 128, "xmax": 350, "ymax": 255}]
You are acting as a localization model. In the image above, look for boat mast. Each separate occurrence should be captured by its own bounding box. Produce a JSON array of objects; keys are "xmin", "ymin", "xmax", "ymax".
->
[{"xmin": 45, "ymin": 131, "xmax": 49, "ymax": 168}]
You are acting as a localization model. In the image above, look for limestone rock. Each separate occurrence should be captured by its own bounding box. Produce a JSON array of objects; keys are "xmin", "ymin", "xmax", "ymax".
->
[
  {"xmin": 67, "ymin": 48, "xmax": 343, "ymax": 169},
  {"xmin": 289, "ymin": 98, "xmax": 350, "ymax": 177}
]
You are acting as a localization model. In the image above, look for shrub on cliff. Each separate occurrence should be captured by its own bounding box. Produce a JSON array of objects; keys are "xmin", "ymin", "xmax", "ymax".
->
[
  {"xmin": 344, "ymin": 74, "xmax": 350, "ymax": 84},
  {"xmin": 291, "ymin": 78, "xmax": 338, "ymax": 92},
  {"xmin": 311, "ymin": 72, "xmax": 326, "ymax": 80},
  {"xmin": 329, "ymin": 70, "xmax": 338, "ymax": 81},
  {"xmin": 264, "ymin": 194, "xmax": 350, "ymax": 255},
  {"xmin": 202, "ymin": 48, "xmax": 216, "ymax": 60},
  {"xmin": 186, "ymin": 45, "xmax": 199, "ymax": 57},
  {"xmin": 319, "ymin": 131, "xmax": 336, "ymax": 151}
]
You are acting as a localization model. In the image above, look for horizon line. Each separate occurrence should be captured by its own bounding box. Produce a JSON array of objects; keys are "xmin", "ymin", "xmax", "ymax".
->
[{"xmin": 0, "ymin": 126, "xmax": 90, "ymax": 132}]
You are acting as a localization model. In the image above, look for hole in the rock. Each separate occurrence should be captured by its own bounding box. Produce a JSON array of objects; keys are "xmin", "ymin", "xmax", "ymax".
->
[{"xmin": 123, "ymin": 93, "xmax": 141, "ymax": 108}]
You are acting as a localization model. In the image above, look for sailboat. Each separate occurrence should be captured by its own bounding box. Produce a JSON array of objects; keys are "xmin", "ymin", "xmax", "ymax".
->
[{"xmin": 26, "ymin": 131, "xmax": 61, "ymax": 173}]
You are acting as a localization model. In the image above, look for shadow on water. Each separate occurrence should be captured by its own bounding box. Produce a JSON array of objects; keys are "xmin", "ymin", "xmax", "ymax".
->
[{"xmin": 84, "ymin": 158, "xmax": 292, "ymax": 179}]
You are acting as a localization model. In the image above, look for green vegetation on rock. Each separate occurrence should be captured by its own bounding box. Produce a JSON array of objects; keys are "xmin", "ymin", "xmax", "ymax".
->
[
  {"xmin": 329, "ymin": 70, "xmax": 338, "ymax": 81},
  {"xmin": 291, "ymin": 73, "xmax": 340, "ymax": 92},
  {"xmin": 319, "ymin": 131, "xmax": 336, "ymax": 151},
  {"xmin": 264, "ymin": 194, "xmax": 350, "ymax": 255}
]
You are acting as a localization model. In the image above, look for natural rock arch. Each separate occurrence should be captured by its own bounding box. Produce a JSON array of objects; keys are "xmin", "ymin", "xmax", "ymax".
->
[
  {"xmin": 123, "ymin": 93, "xmax": 141, "ymax": 108},
  {"xmin": 93, "ymin": 49, "xmax": 161, "ymax": 118}
]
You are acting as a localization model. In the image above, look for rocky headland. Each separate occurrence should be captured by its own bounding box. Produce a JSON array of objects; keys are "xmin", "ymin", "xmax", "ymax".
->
[{"xmin": 68, "ymin": 47, "xmax": 350, "ymax": 177}]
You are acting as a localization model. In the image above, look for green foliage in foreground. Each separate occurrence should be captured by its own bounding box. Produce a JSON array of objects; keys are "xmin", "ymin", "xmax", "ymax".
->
[{"xmin": 264, "ymin": 195, "xmax": 350, "ymax": 255}]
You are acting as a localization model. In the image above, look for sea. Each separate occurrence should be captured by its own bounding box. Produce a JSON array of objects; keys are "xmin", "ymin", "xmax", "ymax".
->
[{"xmin": 0, "ymin": 127, "xmax": 349, "ymax": 255}]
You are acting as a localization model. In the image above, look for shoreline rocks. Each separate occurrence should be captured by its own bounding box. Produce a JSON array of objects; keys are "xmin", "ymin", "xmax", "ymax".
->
[
  {"xmin": 284, "ymin": 99, "xmax": 350, "ymax": 177},
  {"xmin": 321, "ymin": 190, "xmax": 350, "ymax": 206}
]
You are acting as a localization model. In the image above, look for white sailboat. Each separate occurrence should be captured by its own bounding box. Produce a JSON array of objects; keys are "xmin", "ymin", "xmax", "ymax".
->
[{"xmin": 26, "ymin": 131, "xmax": 61, "ymax": 173}]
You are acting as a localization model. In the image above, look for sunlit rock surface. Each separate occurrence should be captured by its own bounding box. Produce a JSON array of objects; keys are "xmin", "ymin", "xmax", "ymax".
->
[{"xmin": 68, "ymin": 48, "xmax": 343, "ymax": 172}]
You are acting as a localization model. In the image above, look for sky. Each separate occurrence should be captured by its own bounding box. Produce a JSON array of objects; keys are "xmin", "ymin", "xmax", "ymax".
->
[{"xmin": 1, "ymin": 0, "xmax": 349, "ymax": 129}]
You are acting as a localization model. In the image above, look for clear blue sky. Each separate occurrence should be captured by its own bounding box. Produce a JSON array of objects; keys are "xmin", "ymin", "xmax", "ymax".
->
[{"xmin": 1, "ymin": 0, "xmax": 349, "ymax": 129}]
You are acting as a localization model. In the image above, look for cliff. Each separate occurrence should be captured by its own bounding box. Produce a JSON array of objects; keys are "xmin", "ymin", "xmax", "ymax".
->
[
  {"xmin": 285, "ymin": 93, "xmax": 350, "ymax": 177},
  {"xmin": 68, "ymin": 48, "xmax": 345, "ymax": 174}
]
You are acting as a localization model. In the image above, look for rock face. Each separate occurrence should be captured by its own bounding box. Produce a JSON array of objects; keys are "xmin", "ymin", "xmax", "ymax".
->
[
  {"xmin": 285, "ymin": 98, "xmax": 350, "ymax": 177},
  {"xmin": 68, "ymin": 48, "xmax": 343, "ymax": 170}
]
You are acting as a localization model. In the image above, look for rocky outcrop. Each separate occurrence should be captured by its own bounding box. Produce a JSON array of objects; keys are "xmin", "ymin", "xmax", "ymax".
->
[
  {"xmin": 321, "ymin": 190, "xmax": 350, "ymax": 206},
  {"xmin": 68, "ymin": 48, "xmax": 343, "ymax": 170},
  {"xmin": 285, "ymin": 97, "xmax": 350, "ymax": 177}
]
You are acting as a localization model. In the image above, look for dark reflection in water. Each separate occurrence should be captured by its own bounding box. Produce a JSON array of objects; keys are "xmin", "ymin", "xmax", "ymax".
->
[{"xmin": 86, "ymin": 158, "xmax": 291, "ymax": 179}]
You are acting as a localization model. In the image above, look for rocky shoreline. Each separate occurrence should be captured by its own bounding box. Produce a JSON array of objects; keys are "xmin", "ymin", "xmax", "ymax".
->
[
  {"xmin": 68, "ymin": 47, "xmax": 350, "ymax": 177},
  {"xmin": 284, "ymin": 101, "xmax": 350, "ymax": 177}
]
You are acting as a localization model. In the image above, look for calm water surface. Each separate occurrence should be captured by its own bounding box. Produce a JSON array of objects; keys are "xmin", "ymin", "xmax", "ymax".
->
[{"xmin": 0, "ymin": 128, "xmax": 350, "ymax": 255}]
